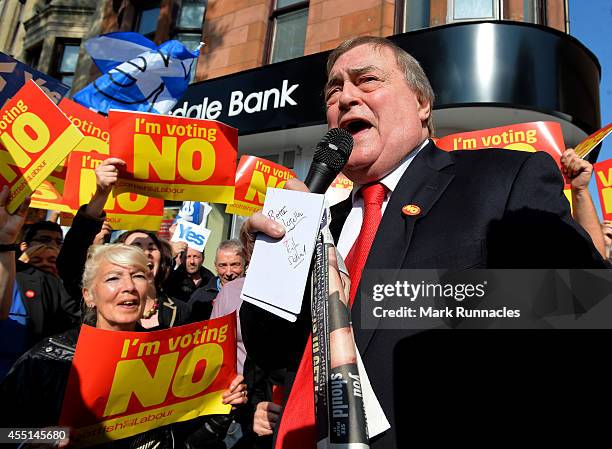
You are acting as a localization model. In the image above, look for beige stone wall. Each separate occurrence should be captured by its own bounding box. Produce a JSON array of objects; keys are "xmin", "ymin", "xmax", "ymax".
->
[
  {"xmin": 0, "ymin": 0, "xmax": 37, "ymax": 60},
  {"xmin": 304, "ymin": 0, "xmax": 396, "ymax": 55},
  {"xmin": 23, "ymin": 2, "xmax": 95, "ymax": 80},
  {"xmin": 195, "ymin": 0, "xmax": 271, "ymax": 81}
]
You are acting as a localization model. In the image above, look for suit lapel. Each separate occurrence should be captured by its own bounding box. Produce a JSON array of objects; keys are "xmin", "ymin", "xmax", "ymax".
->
[
  {"xmin": 353, "ymin": 142, "xmax": 456, "ymax": 355},
  {"xmin": 330, "ymin": 196, "xmax": 352, "ymax": 243}
]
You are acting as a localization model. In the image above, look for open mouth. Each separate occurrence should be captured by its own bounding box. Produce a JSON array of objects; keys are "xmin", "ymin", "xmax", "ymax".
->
[
  {"xmin": 147, "ymin": 262, "xmax": 154, "ymax": 270},
  {"xmin": 340, "ymin": 118, "xmax": 372, "ymax": 136},
  {"xmin": 118, "ymin": 300, "xmax": 139, "ymax": 309}
]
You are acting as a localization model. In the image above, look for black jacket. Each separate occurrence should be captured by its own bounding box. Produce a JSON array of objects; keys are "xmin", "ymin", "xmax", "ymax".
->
[
  {"xmin": 157, "ymin": 290, "xmax": 194, "ymax": 328},
  {"xmin": 188, "ymin": 276, "xmax": 219, "ymax": 322},
  {"xmin": 166, "ymin": 264, "xmax": 216, "ymax": 302},
  {"xmin": 57, "ymin": 205, "xmax": 105, "ymax": 302},
  {"xmin": 0, "ymin": 327, "xmax": 78, "ymax": 428},
  {"xmin": 241, "ymin": 143, "xmax": 609, "ymax": 448},
  {"xmin": 15, "ymin": 261, "xmax": 80, "ymax": 349}
]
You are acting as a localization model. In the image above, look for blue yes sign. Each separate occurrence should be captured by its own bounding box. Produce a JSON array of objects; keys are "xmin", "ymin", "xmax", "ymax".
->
[{"xmin": 171, "ymin": 218, "xmax": 211, "ymax": 252}]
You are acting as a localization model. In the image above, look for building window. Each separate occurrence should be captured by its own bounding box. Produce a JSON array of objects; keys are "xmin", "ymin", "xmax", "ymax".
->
[
  {"xmin": 171, "ymin": 0, "xmax": 206, "ymax": 82},
  {"xmin": 448, "ymin": 0, "xmax": 499, "ymax": 22},
  {"xmin": 25, "ymin": 44, "xmax": 42, "ymax": 70},
  {"xmin": 268, "ymin": 0, "xmax": 308, "ymax": 64},
  {"xmin": 402, "ymin": 0, "xmax": 431, "ymax": 32},
  {"xmin": 507, "ymin": 0, "xmax": 545, "ymax": 24},
  {"xmin": 134, "ymin": 1, "xmax": 161, "ymax": 39},
  {"xmin": 54, "ymin": 41, "xmax": 80, "ymax": 87},
  {"xmin": 401, "ymin": 0, "xmax": 544, "ymax": 32},
  {"xmin": 173, "ymin": 0, "xmax": 206, "ymax": 51}
]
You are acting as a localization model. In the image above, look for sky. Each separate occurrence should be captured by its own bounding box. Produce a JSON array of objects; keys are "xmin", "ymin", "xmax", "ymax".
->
[{"xmin": 569, "ymin": 0, "xmax": 612, "ymax": 216}]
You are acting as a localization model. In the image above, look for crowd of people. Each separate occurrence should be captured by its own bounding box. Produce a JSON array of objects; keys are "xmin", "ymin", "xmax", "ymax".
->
[
  {"xmin": 0, "ymin": 35, "xmax": 610, "ymax": 449},
  {"xmin": 0, "ymin": 155, "xmax": 254, "ymax": 447}
]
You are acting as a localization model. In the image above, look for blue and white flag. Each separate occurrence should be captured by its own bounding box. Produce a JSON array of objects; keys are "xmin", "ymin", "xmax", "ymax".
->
[
  {"xmin": 73, "ymin": 32, "xmax": 200, "ymax": 115},
  {"xmin": 175, "ymin": 201, "xmax": 212, "ymax": 226}
]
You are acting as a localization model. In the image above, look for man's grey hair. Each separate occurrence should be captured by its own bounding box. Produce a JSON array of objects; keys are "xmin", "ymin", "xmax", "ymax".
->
[
  {"xmin": 215, "ymin": 239, "xmax": 246, "ymax": 264},
  {"xmin": 326, "ymin": 36, "xmax": 435, "ymax": 136}
]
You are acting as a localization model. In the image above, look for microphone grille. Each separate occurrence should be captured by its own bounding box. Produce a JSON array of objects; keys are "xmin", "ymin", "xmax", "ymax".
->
[{"xmin": 313, "ymin": 128, "xmax": 353, "ymax": 172}]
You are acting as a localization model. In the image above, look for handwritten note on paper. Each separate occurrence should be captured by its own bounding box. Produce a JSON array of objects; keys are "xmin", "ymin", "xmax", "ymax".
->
[{"xmin": 241, "ymin": 188, "xmax": 325, "ymax": 321}]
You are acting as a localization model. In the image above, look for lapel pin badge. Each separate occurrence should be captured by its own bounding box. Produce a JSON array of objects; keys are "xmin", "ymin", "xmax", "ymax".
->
[
  {"xmin": 402, "ymin": 204, "xmax": 421, "ymax": 216},
  {"xmin": 25, "ymin": 289, "xmax": 36, "ymax": 299}
]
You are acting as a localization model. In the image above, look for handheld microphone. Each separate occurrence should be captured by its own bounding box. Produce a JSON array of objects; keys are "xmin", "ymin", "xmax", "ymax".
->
[{"xmin": 304, "ymin": 128, "xmax": 354, "ymax": 194}]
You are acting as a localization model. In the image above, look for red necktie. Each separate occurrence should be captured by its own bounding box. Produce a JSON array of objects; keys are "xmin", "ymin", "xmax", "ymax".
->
[
  {"xmin": 345, "ymin": 182, "xmax": 387, "ymax": 305},
  {"xmin": 275, "ymin": 183, "xmax": 386, "ymax": 449}
]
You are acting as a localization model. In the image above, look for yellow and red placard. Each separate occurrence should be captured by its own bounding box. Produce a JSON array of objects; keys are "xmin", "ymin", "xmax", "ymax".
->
[
  {"xmin": 60, "ymin": 314, "xmax": 237, "ymax": 447},
  {"xmin": 29, "ymin": 98, "xmax": 108, "ymax": 212},
  {"xmin": 109, "ymin": 111, "xmax": 237, "ymax": 203},
  {"xmin": 435, "ymin": 121, "xmax": 565, "ymax": 162},
  {"xmin": 594, "ymin": 158, "xmax": 612, "ymax": 221},
  {"xmin": 226, "ymin": 155, "xmax": 295, "ymax": 216},
  {"xmin": 575, "ymin": 123, "xmax": 612, "ymax": 159},
  {"xmin": 0, "ymin": 80, "xmax": 83, "ymax": 212},
  {"xmin": 29, "ymin": 178, "xmax": 71, "ymax": 212},
  {"xmin": 60, "ymin": 98, "xmax": 111, "ymax": 153},
  {"xmin": 60, "ymin": 100, "xmax": 164, "ymax": 231},
  {"xmin": 435, "ymin": 121, "xmax": 571, "ymax": 201},
  {"xmin": 63, "ymin": 150, "xmax": 164, "ymax": 231}
]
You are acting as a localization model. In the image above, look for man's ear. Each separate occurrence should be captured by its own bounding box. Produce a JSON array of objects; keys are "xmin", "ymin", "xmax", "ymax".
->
[
  {"xmin": 20, "ymin": 242, "xmax": 28, "ymax": 252},
  {"xmin": 418, "ymin": 99, "xmax": 431, "ymax": 123}
]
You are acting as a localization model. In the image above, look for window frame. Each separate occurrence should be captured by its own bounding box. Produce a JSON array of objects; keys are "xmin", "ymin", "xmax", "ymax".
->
[
  {"xmin": 133, "ymin": 0, "xmax": 162, "ymax": 40},
  {"xmin": 264, "ymin": 0, "xmax": 309, "ymax": 64},
  {"xmin": 169, "ymin": 0, "xmax": 207, "ymax": 82},
  {"xmin": 398, "ymin": 0, "xmax": 547, "ymax": 33},
  {"xmin": 172, "ymin": 0, "xmax": 207, "ymax": 49},
  {"xmin": 52, "ymin": 39, "xmax": 81, "ymax": 87},
  {"xmin": 447, "ymin": 0, "xmax": 501, "ymax": 23}
]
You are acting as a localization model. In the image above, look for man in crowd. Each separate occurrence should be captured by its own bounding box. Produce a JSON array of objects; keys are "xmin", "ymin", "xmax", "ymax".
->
[
  {"xmin": 215, "ymin": 239, "xmax": 247, "ymax": 287},
  {"xmin": 19, "ymin": 220, "xmax": 64, "ymax": 253},
  {"xmin": 166, "ymin": 246, "xmax": 215, "ymax": 302},
  {"xmin": 0, "ymin": 190, "xmax": 79, "ymax": 379},
  {"xmin": 240, "ymin": 36, "xmax": 607, "ymax": 448},
  {"xmin": 189, "ymin": 239, "xmax": 246, "ymax": 320}
]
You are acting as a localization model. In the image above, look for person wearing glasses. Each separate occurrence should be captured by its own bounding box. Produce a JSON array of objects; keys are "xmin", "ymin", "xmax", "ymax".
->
[{"xmin": 19, "ymin": 220, "xmax": 64, "ymax": 251}]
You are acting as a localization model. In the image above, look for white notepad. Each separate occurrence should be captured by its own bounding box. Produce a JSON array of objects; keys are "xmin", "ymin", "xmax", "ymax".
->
[{"xmin": 241, "ymin": 188, "xmax": 325, "ymax": 321}]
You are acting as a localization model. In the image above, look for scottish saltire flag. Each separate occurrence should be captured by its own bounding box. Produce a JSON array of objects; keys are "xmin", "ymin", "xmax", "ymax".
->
[
  {"xmin": 175, "ymin": 201, "xmax": 212, "ymax": 225},
  {"xmin": 73, "ymin": 32, "xmax": 200, "ymax": 115}
]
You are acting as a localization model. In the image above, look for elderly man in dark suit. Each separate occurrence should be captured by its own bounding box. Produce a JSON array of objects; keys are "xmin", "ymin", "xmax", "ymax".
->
[{"xmin": 240, "ymin": 36, "xmax": 606, "ymax": 449}]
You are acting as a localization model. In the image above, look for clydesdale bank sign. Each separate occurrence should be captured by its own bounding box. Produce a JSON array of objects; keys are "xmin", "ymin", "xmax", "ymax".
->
[{"xmin": 171, "ymin": 51, "xmax": 330, "ymax": 135}]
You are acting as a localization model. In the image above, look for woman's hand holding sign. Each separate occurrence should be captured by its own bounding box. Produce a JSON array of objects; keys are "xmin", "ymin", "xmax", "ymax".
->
[
  {"xmin": 85, "ymin": 157, "xmax": 126, "ymax": 218},
  {"xmin": 222, "ymin": 374, "xmax": 248, "ymax": 407}
]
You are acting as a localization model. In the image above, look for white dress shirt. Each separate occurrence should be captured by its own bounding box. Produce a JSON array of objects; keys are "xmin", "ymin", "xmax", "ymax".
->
[{"xmin": 337, "ymin": 139, "xmax": 429, "ymax": 259}]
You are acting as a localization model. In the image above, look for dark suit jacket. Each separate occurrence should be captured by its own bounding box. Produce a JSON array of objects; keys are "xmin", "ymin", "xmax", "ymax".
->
[
  {"xmin": 241, "ymin": 142, "xmax": 607, "ymax": 447},
  {"xmin": 16, "ymin": 261, "xmax": 80, "ymax": 349}
]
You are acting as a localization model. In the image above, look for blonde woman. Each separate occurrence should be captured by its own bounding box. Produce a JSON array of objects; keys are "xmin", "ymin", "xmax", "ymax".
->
[{"xmin": 1, "ymin": 244, "xmax": 246, "ymax": 448}]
